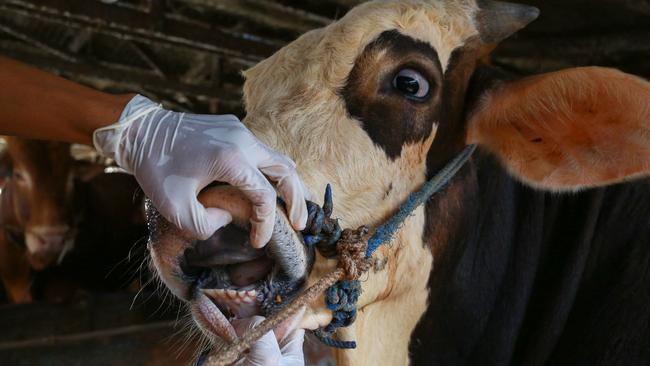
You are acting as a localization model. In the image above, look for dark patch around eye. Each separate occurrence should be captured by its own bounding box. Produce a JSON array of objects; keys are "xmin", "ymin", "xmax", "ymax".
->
[{"xmin": 340, "ymin": 30, "xmax": 443, "ymax": 160}]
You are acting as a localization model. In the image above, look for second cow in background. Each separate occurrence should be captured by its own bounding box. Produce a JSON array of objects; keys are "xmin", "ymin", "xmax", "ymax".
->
[{"xmin": 0, "ymin": 137, "xmax": 147, "ymax": 303}]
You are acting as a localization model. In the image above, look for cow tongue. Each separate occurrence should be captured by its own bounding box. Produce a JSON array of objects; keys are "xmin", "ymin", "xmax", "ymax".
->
[{"xmin": 192, "ymin": 291, "xmax": 238, "ymax": 343}]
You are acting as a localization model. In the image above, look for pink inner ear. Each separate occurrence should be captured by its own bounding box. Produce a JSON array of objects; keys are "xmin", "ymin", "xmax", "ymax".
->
[{"xmin": 467, "ymin": 67, "xmax": 650, "ymax": 190}]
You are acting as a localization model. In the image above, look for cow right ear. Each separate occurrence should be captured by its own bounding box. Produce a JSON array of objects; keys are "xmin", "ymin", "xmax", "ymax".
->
[{"xmin": 466, "ymin": 67, "xmax": 650, "ymax": 191}]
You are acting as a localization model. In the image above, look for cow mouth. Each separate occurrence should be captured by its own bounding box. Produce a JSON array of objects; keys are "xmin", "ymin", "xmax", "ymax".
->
[
  {"xmin": 146, "ymin": 185, "xmax": 315, "ymax": 344},
  {"xmin": 183, "ymin": 223, "xmax": 310, "ymax": 342}
]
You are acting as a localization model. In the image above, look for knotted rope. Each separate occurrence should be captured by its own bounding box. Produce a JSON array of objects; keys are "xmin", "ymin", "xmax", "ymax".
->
[{"xmin": 204, "ymin": 144, "xmax": 476, "ymax": 365}]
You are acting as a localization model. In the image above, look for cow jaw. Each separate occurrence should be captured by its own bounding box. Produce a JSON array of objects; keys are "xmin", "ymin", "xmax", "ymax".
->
[{"xmin": 146, "ymin": 185, "xmax": 314, "ymax": 343}]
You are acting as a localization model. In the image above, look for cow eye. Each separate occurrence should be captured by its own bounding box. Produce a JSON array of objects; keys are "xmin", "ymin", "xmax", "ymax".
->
[{"xmin": 392, "ymin": 68, "xmax": 430, "ymax": 100}]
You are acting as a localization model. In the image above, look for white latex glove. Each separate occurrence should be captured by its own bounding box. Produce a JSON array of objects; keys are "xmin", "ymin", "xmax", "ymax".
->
[
  {"xmin": 232, "ymin": 316, "xmax": 305, "ymax": 366},
  {"xmin": 93, "ymin": 94, "xmax": 307, "ymax": 245}
]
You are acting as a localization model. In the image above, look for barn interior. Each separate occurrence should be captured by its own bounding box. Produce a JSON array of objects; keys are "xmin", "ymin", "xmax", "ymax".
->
[{"xmin": 0, "ymin": 0, "xmax": 648, "ymax": 365}]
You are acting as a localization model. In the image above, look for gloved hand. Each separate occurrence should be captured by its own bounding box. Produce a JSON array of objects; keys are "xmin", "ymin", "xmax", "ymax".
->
[
  {"xmin": 232, "ymin": 316, "xmax": 305, "ymax": 366},
  {"xmin": 93, "ymin": 94, "xmax": 307, "ymax": 245}
]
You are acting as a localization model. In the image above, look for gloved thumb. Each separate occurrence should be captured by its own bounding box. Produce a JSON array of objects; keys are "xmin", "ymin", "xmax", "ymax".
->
[
  {"xmin": 180, "ymin": 199, "xmax": 233, "ymax": 240},
  {"xmin": 233, "ymin": 316, "xmax": 282, "ymax": 366}
]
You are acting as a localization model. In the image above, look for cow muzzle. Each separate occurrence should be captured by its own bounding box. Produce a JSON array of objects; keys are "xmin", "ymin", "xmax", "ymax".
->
[
  {"xmin": 24, "ymin": 225, "xmax": 74, "ymax": 270},
  {"xmin": 146, "ymin": 185, "xmax": 315, "ymax": 343}
]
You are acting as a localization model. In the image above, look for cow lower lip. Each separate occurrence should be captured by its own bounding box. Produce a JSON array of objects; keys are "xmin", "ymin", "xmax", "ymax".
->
[
  {"xmin": 192, "ymin": 290, "xmax": 238, "ymax": 343},
  {"xmin": 190, "ymin": 260, "xmax": 272, "ymax": 342}
]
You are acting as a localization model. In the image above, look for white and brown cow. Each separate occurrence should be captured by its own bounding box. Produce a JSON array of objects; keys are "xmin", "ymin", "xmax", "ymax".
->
[{"xmin": 147, "ymin": 1, "xmax": 650, "ymax": 365}]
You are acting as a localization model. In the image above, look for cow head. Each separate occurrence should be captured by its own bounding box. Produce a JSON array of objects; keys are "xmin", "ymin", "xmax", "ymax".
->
[
  {"xmin": 0, "ymin": 138, "xmax": 102, "ymax": 270},
  {"xmin": 147, "ymin": 0, "xmax": 650, "ymax": 363}
]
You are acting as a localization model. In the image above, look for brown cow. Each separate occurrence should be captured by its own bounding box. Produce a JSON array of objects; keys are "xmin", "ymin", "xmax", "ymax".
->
[{"xmin": 0, "ymin": 137, "xmax": 147, "ymax": 303}]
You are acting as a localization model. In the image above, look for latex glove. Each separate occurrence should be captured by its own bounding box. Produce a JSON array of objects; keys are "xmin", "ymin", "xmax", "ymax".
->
[
  {"xmin": 93, "ymin": 94, "xmax": 307, "ymax": 245},
  {"xmin": 232, "ymin": 316, "xmax": 305, "ymax": 366}
]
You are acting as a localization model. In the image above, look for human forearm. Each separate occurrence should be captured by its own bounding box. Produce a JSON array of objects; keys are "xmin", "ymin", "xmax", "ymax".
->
[{"xmin": 0, "ymin": 56, "xmax": 134, "ymax": 144}]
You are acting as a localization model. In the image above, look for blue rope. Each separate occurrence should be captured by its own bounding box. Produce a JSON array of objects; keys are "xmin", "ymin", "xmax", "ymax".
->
[
  {"xmin": 313, "ymin": 328, "xmax": 357, "ymax": 349},
  {"xmin": 314, "ymin": 145, "xmax": 477, "ymax": 349},
  {"xmin": 365, "ymin": 144, "xmax": 477, "ymax": 257}
]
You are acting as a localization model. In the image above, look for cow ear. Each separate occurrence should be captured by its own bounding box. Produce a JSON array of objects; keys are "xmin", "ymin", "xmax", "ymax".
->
[{"xmin": 466, "ymin": 67, "xmax": 650, "ymax": 190}]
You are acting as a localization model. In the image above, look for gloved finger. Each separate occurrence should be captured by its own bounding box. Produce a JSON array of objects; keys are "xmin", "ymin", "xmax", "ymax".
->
[
  {"xmin": 244, "ymin": 330, "xmax": 282, "ymax": 366},
  {"xmin": 278, "ymin": 329, "xmax": 305, "ymax": 366},
  {"xmin": 227, "ymin": 166, "xmax": 277, "ymax": 248},
  {"xmin": 157, "ymin": 178, "xmax": 232, "ymax": 240},
  {"xmin": 182, "ymin": 201, "xmax": 233, "ymax": 240},
  {"xmin": 259, "ymin": 160, "xmax": 307, "ymax": 231},
  {"xmin": 233, "ymin": 317, "xmax": 282, "ymax": 366}
]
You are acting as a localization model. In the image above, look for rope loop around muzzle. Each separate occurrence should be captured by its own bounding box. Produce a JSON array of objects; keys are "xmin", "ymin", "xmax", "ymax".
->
[{"xmin": 203, "ymin": 145, "xmax": 476, "ymax": 365}]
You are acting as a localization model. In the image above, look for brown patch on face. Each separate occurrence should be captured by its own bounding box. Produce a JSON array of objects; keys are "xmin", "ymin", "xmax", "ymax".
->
[
  {"xmin": 340, "ymin": 30, "xmax": 443, "ymax": 160},
  {"xmin": 420, "ymin": 37, "xmax": 494, "ymax": 257},
  {"xmin": 424, "ymin": 165, "xmax": 477, "ymax": 260}
]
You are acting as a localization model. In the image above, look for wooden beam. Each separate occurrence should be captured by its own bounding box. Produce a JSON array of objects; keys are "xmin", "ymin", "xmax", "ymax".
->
[
  {"xmin": 1, "ymin": 0, "xmax": 283, "ymax": 62},
  {"xmin": 496, "ymin": 31, "xmax": 650, "ymax": 65},
  {"xmin": 0, "ymin": 41, "xmax": 241, "ymax": 102},
  {"xmin": 178, "ymin": 0, "xmax": 331, "ymax": 33},
  {"xmin": 0, "ymin": 23, "xmax": 78, "ymax": 62}
]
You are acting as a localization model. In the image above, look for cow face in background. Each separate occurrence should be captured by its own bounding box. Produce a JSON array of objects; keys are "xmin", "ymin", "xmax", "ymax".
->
[
  {"xmin": 148, "ymin": 0, "xmax": 650, "ymax": 364},
  {"xmin": 0, "ymin": 138, "xmax": 101, "ymax": 270}
]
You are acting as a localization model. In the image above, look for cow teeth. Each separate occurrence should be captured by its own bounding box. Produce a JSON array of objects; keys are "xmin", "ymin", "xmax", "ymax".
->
[
  {"xmin": 202, "ymin": 288, "xmax": 229, "ymax": 301},
  {"xmin": 202, "ymin": 288, "xmax": 259, "ymax": 304}
]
